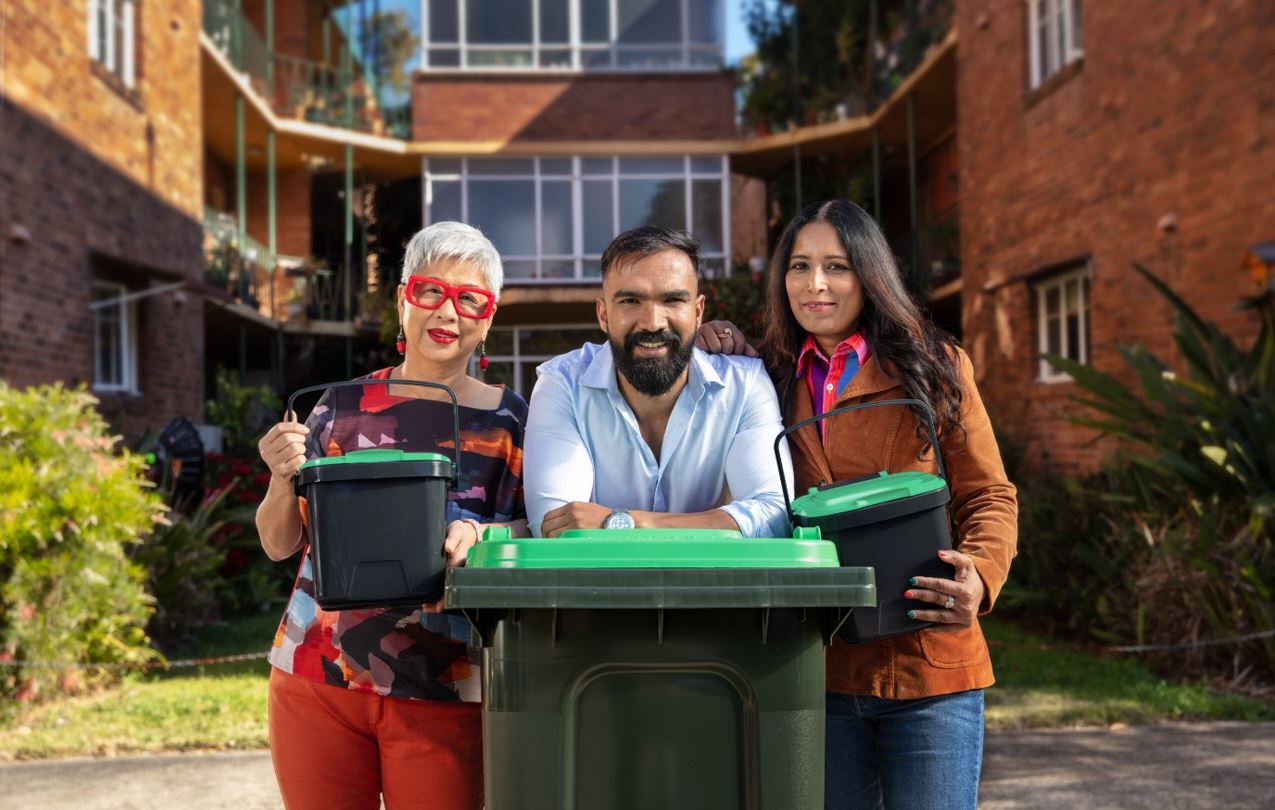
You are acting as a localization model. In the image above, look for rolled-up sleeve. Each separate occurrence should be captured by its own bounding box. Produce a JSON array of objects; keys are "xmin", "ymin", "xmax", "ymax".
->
[
  {"xmin": 718, "ymin": 365, "xmax": 793, "ymax": 538},
  {"xmin": 523, "ymin": 370, "xmax": 596, "ymax": 537}
]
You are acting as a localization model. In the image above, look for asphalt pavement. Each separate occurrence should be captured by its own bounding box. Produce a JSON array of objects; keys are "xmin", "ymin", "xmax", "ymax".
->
[{"xmin": 3, "ymin": 722, "xmax": 1274, "ymax": 809}]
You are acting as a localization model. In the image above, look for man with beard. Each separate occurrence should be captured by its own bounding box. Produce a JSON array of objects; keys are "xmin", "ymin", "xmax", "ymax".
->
[{"xmin": 524, "ymin": 226, "xmax": 791, "ymax": 538}]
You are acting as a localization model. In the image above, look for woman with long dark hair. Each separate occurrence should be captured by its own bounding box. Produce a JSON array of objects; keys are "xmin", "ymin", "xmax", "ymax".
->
[{"xmin": 700, "ymin": 199, "xmax": 1017, "ymax": 809}]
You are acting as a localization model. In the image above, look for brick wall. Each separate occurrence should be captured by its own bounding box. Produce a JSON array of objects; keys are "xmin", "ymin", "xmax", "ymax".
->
[
  {"xmin": 955, "ymin": 0, "xmax": 1275, "ymax": 473},
  {"xmin": 413, "ymin": 73, "xmax": 738, "ymax": 142},
  {"xmin": 246, "ymin": 167, "xmax": 313, "ymax": 259},
  {"xmin": 0, "ymin": 0, "xmax": 205, "ymax": 438}
]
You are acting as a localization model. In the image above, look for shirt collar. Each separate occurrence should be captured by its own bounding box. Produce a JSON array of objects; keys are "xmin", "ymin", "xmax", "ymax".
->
[{"xmin": 795, "ymin": 333, "xmax": 870, "ymax": 378}]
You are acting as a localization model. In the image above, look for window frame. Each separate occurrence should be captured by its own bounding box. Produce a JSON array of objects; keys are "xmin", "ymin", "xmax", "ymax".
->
[
  {"xmin": 91, "ymin": 281, "xmax": 141, "ymax": 394},
  {"xmin": 1025, "ymin": 0, "xmax": 1082, "ymax": 90},
  {"xmin": 422, "ymin": 155, "xmax": 731, "ymax": 283},
  {"xmin": 1034, "ymin": 264, "xmax": 1090, "ymax": 384},
  {"xmin": 88, "ymin": 0, "xmax": 137, "ymax": 89},
  {"xmin": 470, "ymin": 323, "xmax": 599, "ymax": 395},
  {"xmin": 421, "ymin": 0, "xmax": 725, "ymax": 72}
]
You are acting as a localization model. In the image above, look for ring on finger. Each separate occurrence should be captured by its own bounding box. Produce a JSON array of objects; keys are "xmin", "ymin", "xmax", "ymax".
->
[
  {"xmin": 943, "ymin": 595, "xmax": 956, "ymax": 610},
  {"xmin": 719, "ymin": 327, "xmax": 733, "ymax": 338}
]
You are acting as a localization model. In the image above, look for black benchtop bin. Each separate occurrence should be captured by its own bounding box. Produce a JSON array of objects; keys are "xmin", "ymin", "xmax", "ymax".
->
[
  {"xmin": 445, "ymin": 527, "xmax": 876, "ymax": 810},
  {"xmin": 288, "ymin": 378, "xmax": 461, "ymax": 610},
  {"xmin": 776, "ymin": 398, "xmax": 954, "ymax": 643}
]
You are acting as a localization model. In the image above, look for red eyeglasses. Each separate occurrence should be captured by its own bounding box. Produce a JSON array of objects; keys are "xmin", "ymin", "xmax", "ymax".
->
[{"xmin": 404, "ymin": 275, "xmax": 495, "ymax": 320}]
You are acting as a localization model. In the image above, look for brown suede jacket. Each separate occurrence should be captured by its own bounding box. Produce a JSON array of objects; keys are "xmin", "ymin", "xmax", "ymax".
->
[{"xmin": 786, "ymin": 347, "xmax": 1018, "ymax": 700}]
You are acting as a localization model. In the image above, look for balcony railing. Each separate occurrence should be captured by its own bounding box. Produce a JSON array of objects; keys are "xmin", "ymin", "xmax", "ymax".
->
[
  {"xmin": 203, "ymin": 207, "xmax": 275, "ymax": 314},
  {"xmin": 202, "ymin": 0, "xmax": 411, "ymax": 140}
]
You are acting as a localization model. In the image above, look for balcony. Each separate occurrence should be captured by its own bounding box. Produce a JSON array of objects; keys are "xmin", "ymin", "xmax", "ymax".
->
[
  {"xmin": 202, "ymin": 0, "xmax": 411, "ymax": 139},
  {"xmin": 203, "ymin": 207, "xmax": 275, "ymax": 315}
]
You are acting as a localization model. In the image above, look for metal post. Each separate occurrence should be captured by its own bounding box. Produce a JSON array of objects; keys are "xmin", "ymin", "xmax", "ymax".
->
[
  {"xmin": 872, "ymin": 126, "xmax": 881, "ymax": 221},
  {"xmin": 268, "ymin": 128, "xmax": 280, "ymax": 392},
  {"xmin": 265, "ymin": 0, "xmax": 274, "ymax": 86},
  {"xmin": 907, "ymin": 92, "xmax": 919, "ymax": 288},
  {"xmin": 235, "ymin": 93, "xmax": 247, "ymax": 304},
  {"xmin": 323, "ymin": 17, "xmax": 331, "ymax": 66},
  {"xmin": 232, "ymin": 0, "xmax": 242, "ymax": 69},
  {"xmin": 344, "ymin": 3, "xmax": 355, "ymax": 129}
]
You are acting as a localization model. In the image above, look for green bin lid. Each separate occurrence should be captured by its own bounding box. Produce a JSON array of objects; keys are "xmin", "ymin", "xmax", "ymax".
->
[
  {"xmin": 466, "ymin": 526, "xmax": 837, "ymax": 569},
  {"xmin": 791, "ymin": 470, "xmax": 946, "ymax": 519},
  {"xmin": 298, "ymin": 448, "xmax": 452, "ymax": 469}
]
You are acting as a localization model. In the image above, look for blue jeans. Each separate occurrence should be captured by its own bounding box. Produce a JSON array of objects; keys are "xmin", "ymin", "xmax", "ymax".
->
[{"xmin": 825, "ymin": 689, "xmax": 984, "ymax": 810}]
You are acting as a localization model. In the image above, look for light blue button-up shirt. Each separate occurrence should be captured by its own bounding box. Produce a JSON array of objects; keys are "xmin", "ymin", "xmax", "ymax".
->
[{"xmin": 524, "ymin": 342, "xmax": 793, "ymax": 538}]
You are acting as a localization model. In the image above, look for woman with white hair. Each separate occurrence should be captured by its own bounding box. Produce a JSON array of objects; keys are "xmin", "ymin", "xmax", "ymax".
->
[{"xmin": 255, "ymin": 222, "xmax": 527, "ymax": 809}]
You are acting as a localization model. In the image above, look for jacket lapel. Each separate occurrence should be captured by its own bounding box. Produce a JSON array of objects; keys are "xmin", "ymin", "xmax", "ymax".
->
[{"xmin": 833, "ymin": 354, "xmax": 902, "ymax": 407}]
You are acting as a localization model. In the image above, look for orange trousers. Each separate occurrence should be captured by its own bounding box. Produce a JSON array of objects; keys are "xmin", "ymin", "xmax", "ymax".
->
[{"xmin": 268, "ymin": 668, "xmax": 484, "ymax": 810}]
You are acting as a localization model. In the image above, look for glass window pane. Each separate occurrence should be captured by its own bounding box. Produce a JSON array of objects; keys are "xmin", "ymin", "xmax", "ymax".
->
[
  {"xmin": 581, "ymin": 260, "xmax": 602, "ymax": 278},
  {"xmin": 503, "ymin": 259, "xmax": 537, "ymax": 279},
  {"xmin": 688, "ymin": 0, "xmax": 721, "ymax": 44},
  {"xmin": 429, "ymin": 0, "xmax": 459, "ymax": 42},
  {"xmin": 481, "ymin": 361, "xmax": 516, "ymax": 389},
  {"xmin": 1044, "ymin": 286, "xmax": 1060, "ymax": 318},
  {"xmin": 428, "ymin": 180, "xmax": 462, "ymax": 223},
  {"xmin": 427, "ymin": 158, "xmax": 462, "ymax": 175},
  {"xmin": 466, "ymin": 0, "xmax": 532, "ymax": 43},
  {"xmin": 428, "ymin": 49, "xmax": 461, "ymax": 67},
  {"xmin": 581, "ymin": 157, "xmax": 614, "ymax": 175},
  {"xmin": 616, "ymin": 48, "xmax": 681, "ymax": 68},
  {"xmin": 539, "ymin": 49, "xmax": 572, "ymax": 68},
  {"xmin": 700, "ymin": 257, "xmax": 726, "ymax": 278},
  {"xmin": 1046, "ymin": 315, "xmax": 1061, "ymax": 358},
  {"xmin": 617, "ymin": 0, "xmax": 680, "ymax": 43},
  {"xmin": 619, "ymin": 156, "xmax": 684, "ymax": 175},
  {"xmin": 582, "ymin": 179, "xmax": 615, "ymax": 254},
  {"xmin": 585, "ymin": 48, "xmax": 613, "ymax": 68},
  {"xmin": 540, "ymin": 259, "xmax": 576, "ymax": 279},
  {"xmin": 619, "ymin": 178, "xmax": 686, "ymax": 233},
  {"xmin": 541, "ymin": 181, "xmax": 573, "ymax": 256},
  {"xmin": 518, "ymin": 362, "xmax": 543, "ymax": 396},
  {"xmin": 467, "ymin": 49, "xmax": 534, "ymax": 67},
  {"xmin": 1066, "ymin": 310, "xmax": 1081, "ymax": 361},
  {"xmin": 485, "ymin": 328, "xmax": 515, "ymax": 354},
  {"xmin": 688, "ymin": 47, "xmax": 722, "ymax": 68},
  {"xmin": 690, "ymin": 155, "xmax": 723, "ymax": 174},
  {"xmin": 581, "ymin": 0, "xmax": 610, "ymax": 42},
  {"xmin": 521, "ymin": 327, "xmax": 602, "ymax": 356},
  {"xmin": 468, "ymin": 180, "xmax": 537, "ymax": 256},
  {"xmin": 692, "ymin": 179, "xmax": 723, "ymax": 253},
  {"xmin": 1072, "ymin": 0, "xmax": 1083, "ymax": 51},
  {"xmin": 469, "ymin": 158, "xmax": 535, "ymax": 176},
  {"xmin": 539, "ymin": 158, "xmax": 573, "ymax": 175},
  {"xmin": 540, "ymin": 0, "xmax": 570, "ymax": 42}
]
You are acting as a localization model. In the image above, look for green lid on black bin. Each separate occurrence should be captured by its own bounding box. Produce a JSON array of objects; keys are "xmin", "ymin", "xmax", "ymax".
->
[
  {"xmin": 466, "ymin": 526, "xmax": 838, "ymax": 569},
  {"xmin": 791, "ymin": 470, "xmax": 946, "ymax": 519},
  {"xmin": 298, "ymin": 448, "xmax": 451, "ymax": 468}
]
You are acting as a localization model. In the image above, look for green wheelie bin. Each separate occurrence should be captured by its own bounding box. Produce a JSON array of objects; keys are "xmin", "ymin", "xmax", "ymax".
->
[{"xmin": 444, "ymin": 527, "xmax": 876, "ymax": 810}]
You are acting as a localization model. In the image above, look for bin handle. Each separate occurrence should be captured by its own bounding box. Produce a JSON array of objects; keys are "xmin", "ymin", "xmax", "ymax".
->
[
  {"xmin": 773, "ymin": 398, "xmax": 946, "ymax": 516},
  {"xmin": 286, "ymin": 378, "xmax": 463, "ymax": 489}
]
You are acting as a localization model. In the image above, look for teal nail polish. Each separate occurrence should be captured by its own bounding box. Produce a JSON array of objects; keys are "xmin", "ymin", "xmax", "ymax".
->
[
  {"xmin": 907, "ymin": 610, "xmax": 916, "ymax": 619},
  {"xmin": 908, "ymin": 577, "xmax": 918, "ymax": 586}
]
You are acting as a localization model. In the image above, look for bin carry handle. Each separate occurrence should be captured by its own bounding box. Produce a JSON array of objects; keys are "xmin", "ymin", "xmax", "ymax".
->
[
  {"xmin": 286, "ymin": 379, "xmax": 463, "ymax": 489},
  {"xmin": 773, "ymin": 398, "xmax": 946, "ymax": 516}
]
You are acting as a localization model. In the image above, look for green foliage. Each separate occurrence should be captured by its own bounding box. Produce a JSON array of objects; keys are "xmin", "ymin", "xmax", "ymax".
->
[
  {"xmin": 0, "ymin": 384, "xmax": 163, "ymax": 698},
  {"xmin": 701, "ymin": 268, "xmax": 768, "ymax": 339},
  {"xmin": 1044, "ymin": 267, "xmax": 1275, "ymax": 684},
  {"xmin": 204, "ymin": 367, "xmax": 281, "ymax": 455}
]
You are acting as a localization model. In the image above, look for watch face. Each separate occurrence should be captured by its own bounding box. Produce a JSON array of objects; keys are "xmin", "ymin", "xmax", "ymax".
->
[{"xmin": 604, "ymin": 510, "xmax": 635, "ymax": 530}]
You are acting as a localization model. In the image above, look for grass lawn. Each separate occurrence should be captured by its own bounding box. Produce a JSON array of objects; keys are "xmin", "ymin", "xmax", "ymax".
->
[{"xmin": 1, "ymin": 613, "xmax": 1270, "ymax": 759}]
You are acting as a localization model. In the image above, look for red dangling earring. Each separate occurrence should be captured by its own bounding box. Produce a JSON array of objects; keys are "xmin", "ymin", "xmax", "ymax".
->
[
  {"xmin": 478, "ymin": 339, "xmax": 489, "ymax": 370},
  {"xmin": 395, "ymin": 326, "xmax": 406, "ymax": 354}
]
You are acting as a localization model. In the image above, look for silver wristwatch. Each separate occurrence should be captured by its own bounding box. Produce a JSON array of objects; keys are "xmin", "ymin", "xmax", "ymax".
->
[{"xmin": 603, "ymin": 509, "xmax": 635, "ymax": 530}]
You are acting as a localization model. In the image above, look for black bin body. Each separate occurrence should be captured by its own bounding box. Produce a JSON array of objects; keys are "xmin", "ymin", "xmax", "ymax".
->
[
  {"xmin": 791, "ymin": 476, "xmax": 953, "ymax": 643},
  {"xmin": 297, "ymin": 452, "xmax": 453, "ymax": 610}
]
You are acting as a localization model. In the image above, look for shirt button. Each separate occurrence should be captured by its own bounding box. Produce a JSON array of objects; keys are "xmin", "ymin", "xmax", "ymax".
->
[{"xmin": 826, "ymin": 383, "xmax": 834, "ymax": 391}]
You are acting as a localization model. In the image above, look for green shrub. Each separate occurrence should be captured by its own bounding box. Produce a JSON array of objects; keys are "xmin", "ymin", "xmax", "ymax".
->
[
  {"xmin": 1047, "ymin": 268, "xmax": 1275, "ymax": 684},
  {"xmin": 204, "ymin": 367, "xmax": 281, "ymax": 456},
  {"xmin": 0, "ymin": 384, "xmax": 163, "ymax": 698}
]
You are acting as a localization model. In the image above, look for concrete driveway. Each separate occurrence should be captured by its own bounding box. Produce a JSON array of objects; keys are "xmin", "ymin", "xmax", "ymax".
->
[{"xmin": 4, "ymin": 722, "xmax": 1274, "ymax": 809}]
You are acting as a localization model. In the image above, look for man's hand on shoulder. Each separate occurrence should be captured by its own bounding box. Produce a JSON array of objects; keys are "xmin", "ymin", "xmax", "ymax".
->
[{"xmin": 541, "ymin": 501, "xmax": 613, "ymax": 537}]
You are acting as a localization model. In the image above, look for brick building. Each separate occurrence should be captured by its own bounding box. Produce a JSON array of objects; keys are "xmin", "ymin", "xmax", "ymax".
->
[
  {"xmin": 733, "ymin": 0, "xmax": 1275, "ymax": 473},
  {"xmin": 1, "ymin": 0, "xmax": 207, "ymax": 437}
]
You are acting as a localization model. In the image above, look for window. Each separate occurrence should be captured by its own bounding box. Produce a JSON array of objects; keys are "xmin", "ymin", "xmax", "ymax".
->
[
  {"xmin": 473, "ymin": 325, "xmax": 602, "ymax": 395},
  {"xmin": 423, "ymin": 0, "xmax": 724, "ymax": 70},
  {"xmin": 91, "ymin": 282, "xmax": 140, "ymax": 393},
  {"xmin": 1025, "ymin": 0, "xmax": 1082, "ymax": 90},
  {"xmin": 424, "ymin": 155, "xmax": 730, "ymax": 281},
  {"xmin": 1035, "ymin": 265, "xmax": 1090, "ymax": 382},
  {"xmin": 88, "ymin": 0, "xmax": 137, "ymax": 88}
]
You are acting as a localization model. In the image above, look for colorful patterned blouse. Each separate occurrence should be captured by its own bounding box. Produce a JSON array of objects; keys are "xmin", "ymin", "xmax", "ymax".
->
[{"xmin": 268, "ymin": 367, "xmax": 527, "ymax": 702}]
